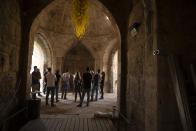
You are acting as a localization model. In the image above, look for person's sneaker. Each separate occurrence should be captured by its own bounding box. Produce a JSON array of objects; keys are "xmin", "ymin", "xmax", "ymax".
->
[
  {"xmin": 46, "ymin": 103, "xmax": 49, "ymax": 106},
  {"xmin": 77, "ymin": 104, "xmax": 82, "ymax": 107},
  {"xmin": 90, "ymin": 99, "xmax": 93, "ymax": 101},
  {"xmin": 56, "ymin": 100, "xmax": 59, "ymax": 103},
  {"xmin": 99, "ymin": 97, "xmax": 103, "ymax": 99},
  {"xmin": 86, "ymin": 104, "xmax": 89, "ymax": 107}
]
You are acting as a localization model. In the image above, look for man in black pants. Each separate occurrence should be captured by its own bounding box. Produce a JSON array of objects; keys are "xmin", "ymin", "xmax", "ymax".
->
[
  {"xmin": 37, "ymin": 68, "xmax": 42, "ymax": 96},
  {"xmin": 45, "ymin": 68, "xmax": 56, "ymax": 107},
  {"xmin": 43, "ymin": 69, "xmax": 48, "ymax": 94},
  {"xmin": 77, "ymin": 67, "xmax": 92, "ymax": 107},
  {"xmin": 99, "ymin": 72, "xmax": 105, "ymax": 99},
  {"xmin": 31, "ymin": 66, "xmax": 41, "ymax": 97},
  {"xmin": 55, "ymin": 70, "xmax": 61, "ymax": 102},
  {"xmin": 91, "ymin": 69, "xmax": 100, "ymax": 101}
]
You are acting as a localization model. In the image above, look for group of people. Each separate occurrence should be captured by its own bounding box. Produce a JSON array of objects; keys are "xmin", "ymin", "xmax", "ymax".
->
[{"xmin": 31, "ymin": 66, "xmax": 105, "ymax": 107}]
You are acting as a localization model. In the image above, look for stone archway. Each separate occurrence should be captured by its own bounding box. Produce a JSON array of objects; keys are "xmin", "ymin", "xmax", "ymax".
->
[
  {"xmin": 30, "ymin": 33, "xmax": 53, "ymax": 92},
  {"xmin": 28, "ymin": 0, "xmax": 121, "ymax": 90},
  {"xmin": 63, "ymin": 43, "xmax": 95, "ymax": 74},
  {"xmin": 13, "ymin": 0, "xmax": 132, "ymax": 121},
  {"xmin": 102, "ymin": 37, "xmax": 120, "ymax": 93},
  {"xmin": 34, "ymin": 33, "xmax": 53, "ymax": 69},
  {"xmin": 3, "ymin": 0, "xmax": 196, "ymax": 130},
  {"xmin": 24, "ymin": 0, "xmax": 123, "ymax": 119}
]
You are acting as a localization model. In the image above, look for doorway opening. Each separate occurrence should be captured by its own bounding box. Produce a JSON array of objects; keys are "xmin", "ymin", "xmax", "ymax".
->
[
  {"xmin": 31, "ymin": 41, "xmax": 45, "ymax": 92},
  {"xmin": 29, "ymin": 0, "xmax": 121, "ymax": 116}
]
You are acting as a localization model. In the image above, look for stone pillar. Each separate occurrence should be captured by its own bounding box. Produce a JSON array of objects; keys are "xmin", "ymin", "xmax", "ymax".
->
[{"xmin": 119, "ymin": 25, "xmax": 128, "ymax": 115}]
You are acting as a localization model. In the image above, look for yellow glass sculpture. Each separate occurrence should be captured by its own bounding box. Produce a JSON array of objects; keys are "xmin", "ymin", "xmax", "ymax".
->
[{"xmin": 71, "ymin": 0, "xmax": 90, "ymax": 39}]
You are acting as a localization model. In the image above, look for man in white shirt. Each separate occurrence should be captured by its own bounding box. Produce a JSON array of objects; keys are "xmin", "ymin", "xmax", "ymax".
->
[
  {"xmin": 45, "ymin": 67, "xmax": 56, "ymax": 107},
  {"xmin": 61, "ymin": 69, "xmax": 70, "ymax": 99}
]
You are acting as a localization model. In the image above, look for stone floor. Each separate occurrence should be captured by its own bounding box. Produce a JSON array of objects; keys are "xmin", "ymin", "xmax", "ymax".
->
[
  {"xmin": 39, "ymin": 93, "xmax": 117, "ymax": 116},
  {"xmin": 20, "ymin": 115, "xmax": 117, "ymax": 131},
  {"xmin": 20, "ymin": 93, "xmax": 119, "ymax": 131}
]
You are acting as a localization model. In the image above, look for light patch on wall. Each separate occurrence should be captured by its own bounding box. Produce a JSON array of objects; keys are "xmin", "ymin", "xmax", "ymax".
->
[
  {"xmin": 112, "ymin": 51, "xmax": 118, "ymax": 94},
  {"xmin": 106, "ymin": 16, "xmax": 109, "ymax": 20},
  {"xmin": 31, "ymin": 41, "xmax": 44, "ymax": 91},
  {"xmin": 131, "ymin": 28, "xmax": 137, "ymax": 37}
]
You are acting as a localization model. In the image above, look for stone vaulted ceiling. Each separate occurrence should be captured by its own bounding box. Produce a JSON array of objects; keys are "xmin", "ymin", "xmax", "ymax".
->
[{"xmin": 32, "ymin": 0, "xmax": 120, "ymax": 58}]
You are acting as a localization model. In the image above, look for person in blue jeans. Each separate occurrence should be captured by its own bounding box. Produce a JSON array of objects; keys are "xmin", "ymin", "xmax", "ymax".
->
[
  {"xmin": 77, "ymin": 67, "xmax": 92, "ymax": 107},
  {"xmin": 91, "ymin": 69, "xmax": 100, "ymax": 101},
  {"xmin": 45, "ymin": 68, "xmax": 56, "ymax": 107},
  {"xmin": 55, "ymin": 70, "xmax": 61, "ymax": 102}
]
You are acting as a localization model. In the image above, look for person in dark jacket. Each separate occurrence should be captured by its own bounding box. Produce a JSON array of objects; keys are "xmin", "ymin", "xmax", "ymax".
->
[
  {"xmin": 31, "ymin": 66, "xmax": 41, "ymax": 97},
  {"xmin": 77, "ymin": 67, "xmax": 92, "ymax": 107},
  {"xmin": 99, "ymin": 72, "xmax": 105, "ymax": 99},
  {"xmin": 43, "ymin": 68, "xmax": 48, "ymax": 94},
  {"xmin": 91, "ymin": 69, "xmax": 100, "ymax": 101},
  {"xmin": 55, "ymin": 70, "xmax": 61, "ymax": 102}
]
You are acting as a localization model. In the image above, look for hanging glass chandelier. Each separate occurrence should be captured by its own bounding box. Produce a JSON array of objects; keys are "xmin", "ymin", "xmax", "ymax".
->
[{"xmin": 71, "ymin": 0, "xmax": 90, "ymax": 39}]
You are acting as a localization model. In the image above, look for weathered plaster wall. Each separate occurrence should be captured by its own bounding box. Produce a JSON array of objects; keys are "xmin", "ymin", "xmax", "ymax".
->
[
  {"xmin": 127, "ymin": 0, "xmax": 196, "ymax": 131},
  {"xmin": 127, "ymin": 0, "xmax": 182, "ymax": 131},
  {"xmin": 0, "ymin": 0, "xmax": 21, "ymax": 120},
  {"xmin": 143, "ymin": 0, "xmax": 158, "ymax": 131},
  {"xmin": 127, "ymin": 2, "xmax": 147, "ymax": 130},
  {"xmin": 126, "ymin": 0, "xmax": 179, "ymax": 131},
  {"xmin": 103, "ymin": 38, "xmax": 120, "ymax": 93}
]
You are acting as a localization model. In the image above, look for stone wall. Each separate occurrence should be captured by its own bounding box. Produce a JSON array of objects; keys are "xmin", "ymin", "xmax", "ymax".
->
[
  {"xmin": 126, "ymin": 2, "xmax": 147, "ymax": 130},
  {"xmin": 126, "ymin": 0, "xmax": 182, "ymax": 130},
  {"xmin": 143, "ymin": 0, "xmax": 158, "ymax": 131},
  {"xmin": 126, "ymin": 0, "xmax": 196, "ymax": 131},
  {"xmin": 0, "ymin": 0, "xmax": 21, "ymax": 120},
  {"xmin": 156, "ymin": 0, "xmax": 196, "ymax": 130},
  {"xmin": 1, "ymin": 0, "xmax": 196, "ymax": 131},
  {"xmin": 63, "ymin": 44, "xmax": 95, "ymax": 74},
  {"xmin": 126, "ymin": 0, "xmax": 179, "ymax": 131}
]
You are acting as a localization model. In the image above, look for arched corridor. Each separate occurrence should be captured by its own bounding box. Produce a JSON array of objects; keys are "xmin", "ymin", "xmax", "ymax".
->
[
  {"xmin": 1, "ymin": 0, "xmax": 196, "ymax": 131},
  {"xmin": 26, "ymin": 0, "xmax": 119, "ymax": 129}
]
